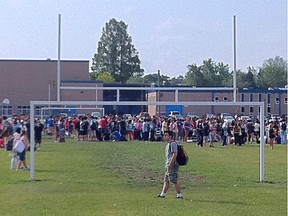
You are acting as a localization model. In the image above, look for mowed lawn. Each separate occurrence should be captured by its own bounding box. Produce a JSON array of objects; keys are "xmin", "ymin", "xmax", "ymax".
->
[{"xmin": 0, "ymin": 137, "xmax": 286, "ymax": 216}]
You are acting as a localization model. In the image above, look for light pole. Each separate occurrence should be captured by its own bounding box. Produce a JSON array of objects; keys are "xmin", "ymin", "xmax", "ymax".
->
[
  {"xmin": 48, "ymin": 82, "xmax": 51, "ymax": 101},
  {"xmin": 157, "ymin": 70, "xmax": 160, "ymax": 114},
  {"xmin": 57, "ymin": 14, "xmax": 61, "ymax": 102},
  {"xmin": 95, "ymin": 84, "xmax": 98, "ymax": 108}
]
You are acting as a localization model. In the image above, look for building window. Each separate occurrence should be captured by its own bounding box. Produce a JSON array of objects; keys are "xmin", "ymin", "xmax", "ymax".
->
[
  {"xmin": 275, "ymin": 97, "xmax": 279, "ymax": 104},
  {"xmin": 241, "ymin": 106, "xmax": 245, "ymax": 113},
  {"xmin": 0, "ymin": 105, "xmax": 12, "ymax": 115},
  {"xmin": 267, "ymin": 94, "xmax": 271, "ymax": 104},
  {"xmin": 267, "ymin": 106, "xmax": 271, "ymax": 114},
  {"xmin": 223, "ymin": 96, "xmax": 227, "ymax": 102},
  {"xmin": 285, "ymin": 98, "xmax": 287, "ymax": 104},
  {"xmin": 249, "ymin": 106, "xmax": 254, "ymax": 113},
  {"xmin": 258, "ymin": 94, "xmax": 262, "ymax": 102},
  {"xmin": 250, "ymin": 94, "xmax": 253, "ymax": 102},
  {"xmin": 17, "ymin": 106, "xmax": 30, "ymax": 115},
  {"xmin": 241, "ymin": 93, "xmax": 245, "ymax": 102},
  {"xmin": 214, "ymin": 97, "xmax": 219, "ymax": 102}
]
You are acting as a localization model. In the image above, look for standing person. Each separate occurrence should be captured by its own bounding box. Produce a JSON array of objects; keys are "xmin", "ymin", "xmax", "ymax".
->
[
  {"xmin": 280, "ymin": 120, "xmax": 287, "ymax": 144},
  {"xmin": 196, "ymin": 119, "xmax": 204, "ymax": 147},
  {"xmin": 47, "ymin": 115, "xmax": 54, "ymax": 136},
  {"xmin": 119, "ymin": 117, "xmax": 127, "ymax": 140},
  {"xmin": 246, "ymin": 120, "xmax": 255, "ymax": 143},
  {"xmin": 16, "ymin": 129, "xmax": 30, "ymax": 170},
  {"xmin": 156, "ymin": 131, "xmax": 183, "ymax": 199},
  {"xmin": 127, "ymin": 119, "xmax": 134, "ymax": 140},
  {"xmin": 171, "ymin": 118, "xmax": 179, "ymax": 141},
  {"xmin": 254, "ymin": 120, "xmax": 260, "ymax": 143},
  {"xmin": 10, "ymin": 127, "xmax": 21, "ymax": 170},
  {"xmin": 34, "ymin": 119, "xmax": 44, "ymax": 150},
  {"xmin": 268, "ymin": 123, "xmax": 276, "ymax": 149},
  {"xmin": 209, "ymin": 121, "xmax": 217, "ymax": 147},
  {"xmin": 142, "ymin": 119, "xmax": 150, "ymax": 141},
  {"xmin": 184, "ymin": 117, "xmax": 192, "ymax": 142},
  {"xmin": 202, "ymin": 121, "xmax": 210, "ymax": 147},
  {"xmin": 233, "ymin": 122, "xmax": 241, "ymax": 146},
  {"xmin": 221, "ymin": 121, "xmax": 228, "ymax": 146},
  {"xmin": 177, "ymin": 119, "xmax": 184, "ymax": 142},
  {"xmin": 1, "ymin": 117, "xmax": 13, "ymax": 150}
]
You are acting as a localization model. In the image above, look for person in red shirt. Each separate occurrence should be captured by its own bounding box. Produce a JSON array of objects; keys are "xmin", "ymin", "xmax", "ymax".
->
[{"xmin": 100, "ymin": 116, "xmax": 108, "ymax": 134}]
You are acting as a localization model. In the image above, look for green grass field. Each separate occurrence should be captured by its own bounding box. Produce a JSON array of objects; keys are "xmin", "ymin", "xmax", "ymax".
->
[{"xmin": 0, "ymin": 138, "xmax": 286, "ymax": 216}]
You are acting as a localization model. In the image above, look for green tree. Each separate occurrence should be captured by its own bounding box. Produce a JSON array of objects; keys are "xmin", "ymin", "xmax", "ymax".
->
[
  {"xmin": 184, "ymin": 63, "xmax": 205, "ymax": 86},
  {"xmin": 126, "ymin": 75, "xmax": 145, "ymax": 84},
  {"xmin": 92, "ymin": 18, "xmax": 143, "ymax": 83},
  {"xmin": 184, "ymin": 59, "xmax": 232, "ymax": 86},
  {"xmin": 96, "ymin": 71, "xmax": 116, "ymax": 83},
  {"xmin": 257, "ymin": 56, "xmax": 287, "ymax": 89},
  {"xmin": 170, "ymin": 75, "xmax": 184, "ymax": 85},
  {"xmin": 236, "ymin": 67, "xmax": 258, "ymax": 89}
]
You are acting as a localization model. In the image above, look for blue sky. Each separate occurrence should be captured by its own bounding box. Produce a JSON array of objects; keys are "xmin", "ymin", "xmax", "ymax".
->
[{"xmin": 0, "ymin": 0, "xmax": 287, "ymax": 77}]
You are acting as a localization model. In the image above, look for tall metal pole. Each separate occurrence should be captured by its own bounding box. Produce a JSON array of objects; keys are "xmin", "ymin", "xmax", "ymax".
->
[
  {"xmin": 48, "ymin": 83, "xmax": 51, "ymax": 101},
  {"xmin": 95, "ymin": 84, "xmax": 98, "ymax": 108},
  {"xmin": 233, "ymin": 15, "xmax": 237, "ymax": 102},
  {"xmin": 57, "ymin": 14, "xmax": 61, "ymax": 102},
  {"xmin": 157, "ymin": 70, "xmax": 160, "ymax": 114}
]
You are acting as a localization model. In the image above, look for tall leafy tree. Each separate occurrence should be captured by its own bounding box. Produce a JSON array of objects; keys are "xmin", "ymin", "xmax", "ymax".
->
[
  {"xmin": 170, "ymin": 75, "xmax": 185, "ymax": 85},
  {"xmin": 184, "ymin": 59, "xmax": 232, "ymax": 86},
  {"xmin": 257, "ymin": 56, "xmax": 287, "ymax": 89},
  {"xmin": 96, "ymin": 71, "xmax": 116, "ymax": 83},
  {"xmin": 92, "ymin": 18, "xmax": 143, "ymax": 83},
  {"xmin": 184, "ymin": 63, "xmax": 205, "ymax": 86},
  {"xmin": 236, "ymin": 67, "xmax": 258, "ymax": 89}
]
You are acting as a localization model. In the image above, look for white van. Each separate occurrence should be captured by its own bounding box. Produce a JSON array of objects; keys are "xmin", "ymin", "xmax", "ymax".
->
[
  {"xmin": 169, "ymin": 111, "xmax": 180, "ymax": 117},
  {"xmin": 91, "ymin": 112, "xmax": 101, "ymax": 118}
]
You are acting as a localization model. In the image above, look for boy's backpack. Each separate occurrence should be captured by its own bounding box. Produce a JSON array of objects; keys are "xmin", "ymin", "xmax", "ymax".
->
[{"xmin": 170, "ymin": 142, "xmax": 189, "ymax": 166}]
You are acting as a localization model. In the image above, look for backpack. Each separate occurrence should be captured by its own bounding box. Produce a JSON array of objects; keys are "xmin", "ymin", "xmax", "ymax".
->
[
  {"xmin": 170, "ymin": 142, "xmax": 189, "ymax": 166},
  {"xmin": 90, "ymin": 120, "xmax": 98, "ymax": 130}
]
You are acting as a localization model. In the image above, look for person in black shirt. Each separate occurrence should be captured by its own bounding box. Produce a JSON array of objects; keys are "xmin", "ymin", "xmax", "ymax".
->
[{"xmin": 35, "ymin": 120, "xmax": 44, "ymax": 150}]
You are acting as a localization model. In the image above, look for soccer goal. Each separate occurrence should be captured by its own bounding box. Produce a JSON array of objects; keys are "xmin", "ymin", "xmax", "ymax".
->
[{"xmin": 29, "ymin": 100, "xmax": 265, "ymax": 182}]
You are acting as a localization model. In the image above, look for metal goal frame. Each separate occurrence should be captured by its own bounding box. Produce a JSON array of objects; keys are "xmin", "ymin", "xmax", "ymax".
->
[{"xmin": 29, "ymin": 100, "xmax": 265, "ymax": 182}]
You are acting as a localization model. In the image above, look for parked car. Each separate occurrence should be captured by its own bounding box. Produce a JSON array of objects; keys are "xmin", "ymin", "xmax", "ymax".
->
[
  {"xmin": 240, "ymin": 115, "xmax": 251, "ymax": 121},
  {"xmin": 168, "ymin": 111, "xmax": 181, "ymax": 117},
  {"xmin": 223, "ymin": 115, "xmax": 235, "ymax": 123},
  {"xmin": 171, "ymin": 114, "xmax": 184, "ymax": 121},
  {"xmin": 220, "ymin": 112, "xmax": 231, "ymax": 119},
  {"xmin": 186, "ymin": 112, "xmax": 199, "ymax": 119},
  {"xmin": 91, "ymin": 111, "xmax": 102, "ymax": 118}
]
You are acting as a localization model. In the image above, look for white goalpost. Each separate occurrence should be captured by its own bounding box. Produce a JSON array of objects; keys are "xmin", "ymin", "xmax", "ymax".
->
[{"xmin": 29, "ymin": 100, "xmax": 265, "ymax": 182}]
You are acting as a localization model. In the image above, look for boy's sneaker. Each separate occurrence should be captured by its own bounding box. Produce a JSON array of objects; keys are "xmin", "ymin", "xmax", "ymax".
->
[
  {"xmin": 177, "ymin": 196, "xmax": 184, "ymax": 199},
  {"xmin": 155, "ymin": 194, "xmax": 165, "ymax": 198}
]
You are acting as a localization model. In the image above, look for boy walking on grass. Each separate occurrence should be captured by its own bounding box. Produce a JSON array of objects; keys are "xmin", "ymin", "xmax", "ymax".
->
[{"xmin": 156, "ymin": 130, "xmax": 183, "ymax": 199}]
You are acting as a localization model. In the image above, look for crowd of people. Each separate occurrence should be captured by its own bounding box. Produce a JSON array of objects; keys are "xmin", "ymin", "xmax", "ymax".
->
[
  {"xmin": 0, "ymin": 112, "xmax": 286, "ymax": 171},
  {"xmin": 41, "ymin": 112, "xmax": 287, "ymax": 148},
  {"xmin": 0, "ymin": 112, "xmax": 286, "ymax": 152}
]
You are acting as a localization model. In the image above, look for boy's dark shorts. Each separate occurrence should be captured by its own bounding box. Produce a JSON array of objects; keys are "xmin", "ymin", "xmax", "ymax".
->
[{"xmin": 17, "ymin": 150, "xmax": 26, "ymax": 161}]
